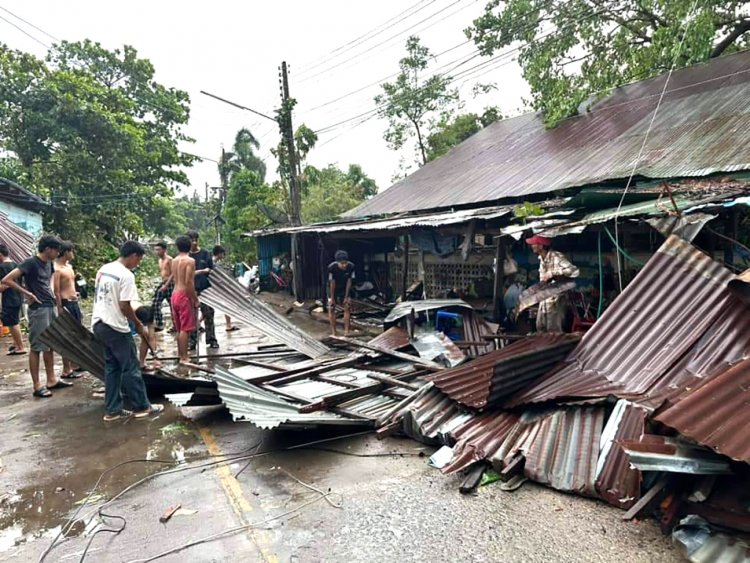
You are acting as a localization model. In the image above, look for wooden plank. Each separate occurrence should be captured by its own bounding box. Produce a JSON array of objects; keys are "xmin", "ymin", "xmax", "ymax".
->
[
  {"xmin": 331, "ymin": 336, "xmax": 443, "ymax": 370},
  {"xmin": 365, "ymin": 373, "xmax": 420, "ymax": 391},
  {"xmin": 622, "ymin": 476, "xmax": 669, "ymax": 521},
  {"xmin": 299, "ymin": 382, "xmax": 385, "ymax": 413},
  {"xmin": 243, "ymin": 356, "xmax": 358, "ymax": 385}
]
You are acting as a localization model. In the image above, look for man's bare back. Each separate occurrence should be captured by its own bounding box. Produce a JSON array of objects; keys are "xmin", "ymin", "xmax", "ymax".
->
[
  {"xmin": 172, "ymin": 254, "xmax": 198, "ymax": 303},
  {"xmin": 159, "ymin": 255, "xmax": 173, "ymax": 282},
  {"xmin": 55, "ymin": 262, "xmax": 77, "ymax": 300}
]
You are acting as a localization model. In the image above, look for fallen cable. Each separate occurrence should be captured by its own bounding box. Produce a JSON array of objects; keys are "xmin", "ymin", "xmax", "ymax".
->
[
  {"xmin": 277, "ymin": 467, "xmax": 344, "ymax": 509},
  {"xmin": 41, "ymin": 430, "xmax": 373, "ymax": 563},
  {"xmin": 123, "ymin": 492, "xmax": 336, "ymax": 563}
]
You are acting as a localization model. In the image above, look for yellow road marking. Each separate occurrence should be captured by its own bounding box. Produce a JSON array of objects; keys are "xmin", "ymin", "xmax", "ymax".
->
[{"xmin": 198, "ymin": 425, "xmax": 279, "ymax": 563}]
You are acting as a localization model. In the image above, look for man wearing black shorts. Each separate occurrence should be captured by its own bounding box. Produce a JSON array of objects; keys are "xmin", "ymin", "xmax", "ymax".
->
[
  {"xmin": 1, "ymin": 235, "xmax": 73, "ymax": 397},
  {"xmin": 328, "ymin": 250, "xmax": 355, "ymax": 336},
  {"xmin": 0, "ymin": 244, "xmax": 27, "ymax": 356}
]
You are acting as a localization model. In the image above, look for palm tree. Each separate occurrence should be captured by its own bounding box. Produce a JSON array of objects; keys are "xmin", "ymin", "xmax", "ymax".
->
[{"xmin": 216, "ymin": 128, "xmax": 267, "ymax": 187}]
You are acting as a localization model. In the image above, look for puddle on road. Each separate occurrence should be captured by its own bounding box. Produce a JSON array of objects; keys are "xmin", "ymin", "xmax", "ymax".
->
[{"xmin": 0, "ymin": 407, "xmax": 203, "ymax": 553}]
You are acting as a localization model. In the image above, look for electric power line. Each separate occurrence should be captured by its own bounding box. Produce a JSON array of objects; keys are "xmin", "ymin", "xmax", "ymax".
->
[
  {"xmin": 296, "ymin": 0, "xmax": 437, "ymax": 76},
  {"xmin": 296, "ymin": 0, "xmax": 472, "ymax": 85}
]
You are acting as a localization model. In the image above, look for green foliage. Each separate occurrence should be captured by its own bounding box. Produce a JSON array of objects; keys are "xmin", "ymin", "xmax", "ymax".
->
[
  {"xmin": 513, "ymin": 201, "xmax": 545, "ymax": 221},
  {"xmin": 425, "ymin": 107, "xmax": 502, "ymax": 162},
  {"xmin": 301, "ymin": 164, "xmax": 378, "ymax": 223},
  {"xmin": 223, "ymin": 170, "xmax": 285, "ymax": 263},
  {"xmin": 0, "ymin": 39, "xmax": 193, "ymax": 278},
  {"xmin": 467, "ymin": 1, "xmax": 750, "ymax": 126},
  {"xmin": 375, "ymin": 36, "xmax": 459, "ymax": 165}
]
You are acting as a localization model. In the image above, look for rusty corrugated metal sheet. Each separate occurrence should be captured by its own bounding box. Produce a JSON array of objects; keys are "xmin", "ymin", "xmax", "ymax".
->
[
  {"xmin": 508, "ymin": 235, "xmax": 750, "ymax": 407},
  {"xmin": 0, "ymin": 211, "xmax": 35, "ymax": 262},
  {"xmin": 347, "ymin": 51, "xmax": 750, "ymax": 218},
  {"xmin": 656, "ymin": 358, "xmax": 750, "ymax": 464},
  {"xmin": 440, "ymin": 412, "xmax": 520, "ymax": 474},
  {"xmin": 200, "ymin": 268, "xmax": 329, "ymax": 358},
  {"xmin": 595, "ymin": 401, "xmax": 646, "ymax": 509},
  {"xmin": 428, "ymin": 334, "xmax": 580, "ymax": 410},
  {"xmin": 367, "ymin": 327, "xmax": 411, "ymax": 351},
  {"xmin": 523, "ymin": 407, "xmax": 605, "ymax": 497},
  {"xmin": 38, "ymin": 310, "xmax": 104, "ymax": 378}
]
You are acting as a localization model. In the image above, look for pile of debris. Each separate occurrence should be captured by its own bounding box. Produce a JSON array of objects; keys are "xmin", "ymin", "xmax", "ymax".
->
[{"xmin": 373, "ymin": 235, "xmax": 750, "ymax": 557}]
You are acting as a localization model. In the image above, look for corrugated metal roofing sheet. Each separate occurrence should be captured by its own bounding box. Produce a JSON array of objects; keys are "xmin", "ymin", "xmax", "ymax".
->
[
  {"xmin": 428, "ymin": 334, "xmax": 580, "ymax": 410},
  {"xmin": 249, "ymin": 205, "xmax": 511, "ymax": 236},
  {"xmin": 440, "ymin": 411, "xmax": 520, "ymax": 474},
  {"xmin": 656, "ymin": 358, "xmax": 750, "ymax": 464},
  {"xmin": 522, "ymin": 407, "xmax": 604, "ymax": 497},
  {"xmin": 213, "ymin": 366, "xmax": 364, "ymax": 429},
  {"xmin": 200, "ymin": 268, "xmax": 329, "ymax": 358},
  {"xmin": 0, "ymin": 211, "xmax": 35, "ymax": 262},
  {"xmin": 347, "ymin": 51, "xmax": 750, "ymax": 218},
  {"xmin": 595, "ymin": 400, "xmax": 646, "ymax": 509},
  {"xmin": 508, "ymin": 235, "xmax": 750, "ymax": 407}
]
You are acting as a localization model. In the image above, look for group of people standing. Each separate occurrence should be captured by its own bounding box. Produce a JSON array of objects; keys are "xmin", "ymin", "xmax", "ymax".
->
[{"xmin": 0, "ymin": 229, "xmax": 233, "ymax": 422}]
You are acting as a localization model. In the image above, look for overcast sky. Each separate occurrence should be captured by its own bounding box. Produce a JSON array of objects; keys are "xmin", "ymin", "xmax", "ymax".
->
[{"xmin": 0, "ymin": 0, "xmax": 530, "ymax": 197}]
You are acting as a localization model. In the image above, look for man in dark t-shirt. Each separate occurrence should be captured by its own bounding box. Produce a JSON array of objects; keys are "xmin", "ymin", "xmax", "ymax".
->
[
  {"xmin": 0, "ymin": 244, "xmax": 26, "ymax": 355},
  {"xmin": 1, "ymin": 235, "xmax": 73, "ymax": 397},
  {"xmin": 187, "ymin": 230, "xmax": 218, "ymax": 350},
  {"xmin": 328, "ymin": 250, "xmax": 355, "ymax": 336}
]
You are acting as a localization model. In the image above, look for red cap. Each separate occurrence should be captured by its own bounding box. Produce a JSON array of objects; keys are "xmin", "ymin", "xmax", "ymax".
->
[{"xmin": 526, "ymin": 235, "xmax": 552, "ymax": 246}]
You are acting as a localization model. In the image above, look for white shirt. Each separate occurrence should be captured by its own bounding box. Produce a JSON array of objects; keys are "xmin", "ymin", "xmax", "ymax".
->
[{"xmin": 91, "ymin": 260, "xmax": 139, "ymax": 333}]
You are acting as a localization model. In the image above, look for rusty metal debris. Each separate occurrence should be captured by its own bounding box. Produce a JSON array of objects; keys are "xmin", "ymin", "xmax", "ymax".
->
[
  {"xmin": 0, "ymin": 211, "xmax": 35, "ymax": 262},
  {"xmin": 428, "ymin": 333, "xmax": 579, "ymax": 410}
]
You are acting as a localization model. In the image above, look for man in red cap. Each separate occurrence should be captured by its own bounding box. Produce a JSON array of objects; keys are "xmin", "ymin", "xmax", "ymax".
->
[{"xmin": 526, "ymin": 235, "xmax": 579, "ymax": 332}]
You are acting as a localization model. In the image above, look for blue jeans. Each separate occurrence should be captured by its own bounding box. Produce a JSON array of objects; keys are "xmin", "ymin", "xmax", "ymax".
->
[{"xmin": 93, "ymin": 322, "xmax": 150, "ymax": 415}]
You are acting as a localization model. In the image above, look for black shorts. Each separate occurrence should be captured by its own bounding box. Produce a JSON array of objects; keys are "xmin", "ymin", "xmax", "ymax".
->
[
  {"xmin": 1, "ymin": 305, "xmax": 21, "ymax": 327},
  {"xmin": 62, "ymin": 299, "xmax": 83, "ymax": 324}
]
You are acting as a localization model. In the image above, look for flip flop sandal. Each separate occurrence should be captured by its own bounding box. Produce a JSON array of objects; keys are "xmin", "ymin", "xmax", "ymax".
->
[
  {"xmin": 226, "ymin": 326, "xmax": 240, "ymax": 332},
  {"xmin": 33, "ymin": 387, "xmax": 53, "ymax": 398},
  {"xmin": 7, "ymin": 350, "xmax": 28, "ymax": 356},
  {"xmin": 141, "ymin": 366, "xmax": 157, "ymax": 374},
  {"xmin": 48, "ymin": 380, "xmax": 74, "ymax": 390},
  {"xmin": 103, "ymin": 410, "xmax": 133, "ymax": 422},
  {"xmin": 61, "ymin": 371, "xmax": 84, "ymax": 379}
]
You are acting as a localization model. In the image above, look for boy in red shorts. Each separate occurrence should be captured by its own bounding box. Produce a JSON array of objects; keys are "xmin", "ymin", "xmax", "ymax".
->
[{"xmin": 170, "ymin": 235, "xmax": 199, "ymax": 364}]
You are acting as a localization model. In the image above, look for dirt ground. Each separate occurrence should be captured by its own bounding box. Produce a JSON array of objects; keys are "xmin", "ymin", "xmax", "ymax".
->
[{"xmin": 0, "ymin": 295, "xmax": 683, "ymax": 562}]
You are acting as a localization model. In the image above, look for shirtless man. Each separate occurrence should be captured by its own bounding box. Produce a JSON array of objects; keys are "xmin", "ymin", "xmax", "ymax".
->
[
  {"xmin": 170, "ymin": 235, "xmax": 199, "ymax": 364},
  {"xmin": 53, "ymin": 241, "xmax": 83, "ymax": 379},
  {"xmin": 150, "ymin": 241, "xmax": 174, "ymax": 332}
]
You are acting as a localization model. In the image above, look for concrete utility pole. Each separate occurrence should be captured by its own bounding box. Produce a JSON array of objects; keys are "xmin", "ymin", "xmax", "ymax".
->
[{"xmin": 279, "ymin": 61, "xmax": 304, "ymax": 300}]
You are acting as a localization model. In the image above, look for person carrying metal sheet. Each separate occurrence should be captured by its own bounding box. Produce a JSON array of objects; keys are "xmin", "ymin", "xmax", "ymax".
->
[
  {"xmin": 526, "ymin": 235, "xmax": 579, "ymax": 332},
  {"xmin": 328, "ymin": 250, "xmax": 354, "ymax": 336}
]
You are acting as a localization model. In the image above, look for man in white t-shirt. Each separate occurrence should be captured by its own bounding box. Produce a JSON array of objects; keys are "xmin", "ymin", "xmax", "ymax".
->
[{"xmin": 92, "ymin": 241, "xmax": 163, "ymax": 422}]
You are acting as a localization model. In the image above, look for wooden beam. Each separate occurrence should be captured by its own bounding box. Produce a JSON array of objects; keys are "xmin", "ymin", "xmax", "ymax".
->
[
  {"xmin": 243, "ymin": 356, "xmax": 359, "ymax": 385},
  {"xmin": 365, "ymin": 373, "xmax": 420, "ymax": 391},
  {"xmin": 622, "ymin": 475, "xmax": 669, "ymax": 521},
  {"xmin": 330, "ymin": 336, "xmax": 443, "ymax": 370},
  {"xmin": 493, "ymin": 236, "xmax": 506, "ymax": 323},
  {"xmin": 299, "ymin": 382, "xmax": 385, "ymax": 413},
  {"xmin": 401, "ymin": 236, "xmax": 410, "ymax": 300}
]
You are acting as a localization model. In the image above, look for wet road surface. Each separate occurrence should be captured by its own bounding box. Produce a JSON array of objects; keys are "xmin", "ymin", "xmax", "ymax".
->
[{"xmin": 0, "ymin": 303, "xmax": 682, "ymax": 562}]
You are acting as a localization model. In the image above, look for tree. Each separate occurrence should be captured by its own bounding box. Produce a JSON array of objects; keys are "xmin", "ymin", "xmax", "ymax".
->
[
  {"xmin": 222, "ymin": 170, "xmax": 284, "ymax": 262},
  {"xmin": 375, "ymin": 36, "xmax": 458, "ymax": 166},
  {"xmin": 301, "ymin": 164, "xmax": 378, "ymax": 223},
  {"xmin": 425, "ymin": 107, "xmax": 501, "ymax": 162},
  {"xmin": 0, "ymin": 39, "xmax": 193, "ymax": 267},
  {"xmin": 466, "ymin": 1, "xmax": 750, "ymax": 126},
  {"xmin": 218, "ymin": 128, "xmax": 266, "ymax": 186}
]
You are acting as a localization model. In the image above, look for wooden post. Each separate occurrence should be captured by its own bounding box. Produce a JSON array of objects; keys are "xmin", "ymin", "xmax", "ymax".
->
[
  {"xmin": 401, "ymin": 235, "xmax": 410, "ymax": 300},
  {"xmin": 493, "ymin": 236, "xmax": 507, "ymax": 323}
]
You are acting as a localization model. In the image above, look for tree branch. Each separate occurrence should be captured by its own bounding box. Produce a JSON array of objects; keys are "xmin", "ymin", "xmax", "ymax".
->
[{"xmin": 711, "ymin": 19, "xmax": 750, "ymax": 58}]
